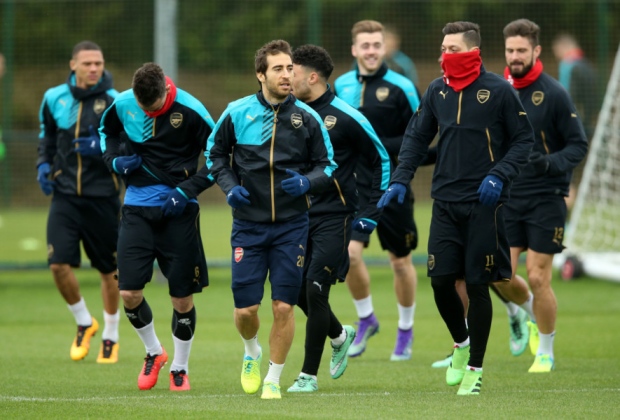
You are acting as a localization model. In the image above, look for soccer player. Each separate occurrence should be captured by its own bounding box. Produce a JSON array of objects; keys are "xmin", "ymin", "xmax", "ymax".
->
[
  {"xmin": 100, "ymin": 62, "xmax": 215, "ymax": 391},
  {"xmin": 334, "ymin": 20, "xmax": 421, "ymax": 361},
  {"xmin": 287, "ymin": 44, "xmax": 391, "ymax": 393},
  {"xmin": 36, "ymin": 41, "xmax": 121, "ymax": 363},
  {"xmin": 378, "ymin": 21, "xmax": 534, "ymax": 395},
  {"xmin": 495, "ymin": 18, "xmax": 588, "ymax": 372},
  {"xmin": 206, "ymin": 40, "xmax": 337, "ymax": 400}
]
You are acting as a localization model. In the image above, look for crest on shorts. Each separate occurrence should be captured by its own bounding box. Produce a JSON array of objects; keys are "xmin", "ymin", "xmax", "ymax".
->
[
  {"xmin": 47, "ymin": 244, "xmax": 54, "ymax": 259},
  {"xmin": 428, "ymin": 254, "xmax": 435, "ymax": 271},
  {"xmin": 477, "ymin": 90, "xmax": 490, "ymax": 104},
  {"xmin": 170, "ymin": 112, "xmax": 183, "ymax": 128},
  {"xmin": 234, "ymin": 247, "xmax": 244, "ymax": 263},
  {"xmin": 532, "ymin": 91, "xmax": 544, "ymax": 106},
  {"xmin": 291, "ymin": 113, "xmax": 303, "ymax": 129},
  {"xmin": 324, "ymin": 115, "xmax": 337, "ymax": 130},
  {"xmin": 93, "ymin": 99, "xmax": 107, "ymax": 114},
  {"xmin": 376, "ymin": 87, "xmax": 389, "ymax": 102}
]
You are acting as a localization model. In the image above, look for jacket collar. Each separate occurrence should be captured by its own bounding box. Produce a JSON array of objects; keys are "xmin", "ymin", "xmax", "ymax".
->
[
  {"xmin": 67, "ymin": 70, "xmax": 113, "ymax": 100},
  {"xmin": 356, "ymin": 62, "xmax": 388, "ymax": 83},
  {"xmin": 304, "ymin": 85, "xmax": 335, "ymax": 112},
  {"xmin": 256, "ymin": 90, "xmax": 294, "ymax": 111}
]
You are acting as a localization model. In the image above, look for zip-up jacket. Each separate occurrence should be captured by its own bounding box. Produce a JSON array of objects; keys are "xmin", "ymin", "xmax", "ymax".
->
[
  {"xmin": 37, "ymin": 70, "xmax": 119, "ymax": 197},
  {"xmin": 100, "ymin": 88, "xmax": 215, "ymax": 200},
  {"xmin": 206, "ymin": 91, "xmax": 337, "ymax": 223},
  {"xmin": 334, "ymin": 62, "xmax": 420, "ymax": 188},
  {"xmin": 392, "ymin": 66, "xmax": 534, "ymax": 202},
  {"xmin": 305, "ymin": 87, "xmax": 390, "ymax": 222},
  {"xmin": 511, "ymin": 72, "xmax": 588, "ymax": 197}
]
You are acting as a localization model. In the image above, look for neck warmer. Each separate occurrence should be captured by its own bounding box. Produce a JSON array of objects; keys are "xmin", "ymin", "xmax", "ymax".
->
[
  {"xmin": 441, "ymin": 50, "xmax": 482, "ymax": 92},
  {"xmin": 144, "ymin": 76, "xmax": 177, "ymax": 118},
  {"xmin": 504, "ymin": 58, "xmax": 544, "ymax": 89}
]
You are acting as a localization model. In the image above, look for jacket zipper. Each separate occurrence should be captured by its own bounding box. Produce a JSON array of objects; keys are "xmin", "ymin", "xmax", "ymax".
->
[
  {"xmin": 486, "ymin": 128, "xmax": 495, "ymax": 162},
  {"xmin": 457, "ymin": 91, "xmax": 463, "ymax": 125},
  {"xmin": 269, "ymin": 106, "xmax": 279, "ymax": 222},
  {"xmin": 541, "ymin": 130, "xmax": 550, "ymax": 154}
]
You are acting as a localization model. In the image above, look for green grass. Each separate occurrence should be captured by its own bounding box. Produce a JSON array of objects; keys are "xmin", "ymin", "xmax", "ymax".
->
[{"xmin": 1, "ymin": 267, "xmax": 619, "ymax": 419}]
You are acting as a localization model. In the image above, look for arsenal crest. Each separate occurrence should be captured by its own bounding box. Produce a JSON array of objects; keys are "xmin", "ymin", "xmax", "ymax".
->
[
  {"xmin": 324, "ymin": 115, "xmax": 337, "ymax": 130},
  {"xmin": 170, "ymin": 112, "xmax": 183, "ymax": 128},
  {"xmin": 532, "ymin": 91, "xmax": 544, "ymax": 106},
  {"xmin": 376, "ymin": 87, "xmax": 389, "ymax": 102},
  {"xmin": 291, "ymin": 113, "xmax": 303, "ymax": 129},
  {"xmin": 427, "ymin": 254, "xmax": 435, "ymax": 271},
  {"xmin": 93, "ymin": 99, "xmax": 107, "ymax": 114},
  {"xmin": 477, "ymin": 90, "xmax": 490, "ymax": 104},
  {"xmin": 234, "ymin": 247, "xmax": 244, "ymax": 263}
]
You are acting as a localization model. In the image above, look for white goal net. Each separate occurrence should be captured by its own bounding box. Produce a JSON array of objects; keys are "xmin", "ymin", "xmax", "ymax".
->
[{"xmin": 557, "ymin": 43, "xmax": 620, "ymax": 282}]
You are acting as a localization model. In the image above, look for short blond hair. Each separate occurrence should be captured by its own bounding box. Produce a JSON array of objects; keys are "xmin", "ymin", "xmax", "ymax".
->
[{"xmin": 351, "ymin": 20, "xmax": 384, "ymax": 44}]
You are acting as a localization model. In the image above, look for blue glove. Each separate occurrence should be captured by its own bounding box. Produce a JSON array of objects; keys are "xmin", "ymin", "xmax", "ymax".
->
[
  {"xmin": 477, "ymin": 175, "xmax": 503, "ymax": 207},
  {"xmin": 72, "ymin": 125, "xmax": 101, "ymax": 156},
  {"xmin": 113, "ymin": 154, "xmax": 142, "ymax": 175},
  {"xmin": 281, "ymin": 169, "xmax": 310, "ymax": 197},
  {"xmin": 161, "ymin": 187, "xmax": 189, "ymax": 217},
  {"xmin": 226, "ymin": 185, "xmax": 251, "ymax": 208},
  {"xmin": 352, "ymin": 217, "xmax": 378, "ymax": 234},
  {"xmin": 377, "ymin": 182, "xmax": 407, "ymax": 208},
  {"xmin": 36, "ymin": 163, "xmax": 55, "ymax": 196}
]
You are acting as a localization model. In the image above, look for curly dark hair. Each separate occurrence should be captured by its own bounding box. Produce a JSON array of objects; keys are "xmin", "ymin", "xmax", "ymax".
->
[
  {"xmin": 255, "ymin": 39, "xmax": 292, "ymax": 74},
  {"xmin": 292, "ymin": 44, "xmax": 334, "ymax": 81}
]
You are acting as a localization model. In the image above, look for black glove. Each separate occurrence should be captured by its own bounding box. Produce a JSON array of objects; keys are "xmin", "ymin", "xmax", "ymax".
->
[{"xmin": 529, "ymin": 152, "xmax": 550, "ymax": 176}]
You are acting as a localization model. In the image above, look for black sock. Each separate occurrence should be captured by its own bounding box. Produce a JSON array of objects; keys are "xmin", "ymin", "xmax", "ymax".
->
[
  {"xmin": 466, "ymin": 283, "xmax": 493, "ymax": 368},
  {"xmin": 124, "ymin": 298, "xmax": 152, "ymax": 329},
  {"xmin": 172, "ymin": 306, "xmax": 196, "ymax": 341},
  {"xmin": 431, "ymin": 276, "xmax": 468, "ymax": 343}
]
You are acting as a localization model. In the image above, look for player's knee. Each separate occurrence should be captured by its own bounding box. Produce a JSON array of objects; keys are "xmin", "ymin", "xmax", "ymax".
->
[
  {"xmin": 527, "ymin": 272, "xmax": 551, "ymax": 293},
  {"xmin": 272, "ymin": 300, "xmax": 294, "ymax": 320},
  {"xmin": 120, "ymin": 289, "xmax": 143, "ymax": 308},
  {"xmin": 235, "ymin": 305, "xmax": 259, "ymax": 321},
  {"xmin": 389, "ymin": 254, "xmax": 412, "ymax": 274},
  {"xmin": 50, "ymin": 263, "xmax": 71, "ymax": 278}
]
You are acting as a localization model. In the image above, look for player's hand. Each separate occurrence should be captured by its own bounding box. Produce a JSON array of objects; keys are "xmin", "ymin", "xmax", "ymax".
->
[
  {"xmin": 529, "ymin": 151, "xmax": 550, "ymax": 176},
  {"xmin": 352, "ymin": 217, "xmax": 377, "ymax": 234},
  {"xmin": 281, "ymin": 169, "xmax": 310, "ymax": 197},
  {"xmin": 477, "ymin": 175, "xmax": 503, "ymax": 207},
  {"xmin": 377, "ymin": 182, "xmax": 406, "ymax": 208},
  {"xmin": 72, "ymin": 125, "xmax": 102, "ymax": 156},
  {"xmin": 113, "ymin": 154, "xmax": 142, "ymax": 175},
  {"xmin": 161, "ymin": 188, "xmax": 188, "ymax": 217},
  {"xmin": 226, "ymin": 185, "xmax": 250, "ymax": 208},
  {"xmin": 36, "ymin": 163, "xmax": 55, "ymax": 196}
]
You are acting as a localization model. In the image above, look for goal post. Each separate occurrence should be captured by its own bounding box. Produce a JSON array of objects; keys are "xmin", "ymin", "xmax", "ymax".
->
[{"xmin": 556, "ymin": 42, "xmax": 620, "ymax": 282}]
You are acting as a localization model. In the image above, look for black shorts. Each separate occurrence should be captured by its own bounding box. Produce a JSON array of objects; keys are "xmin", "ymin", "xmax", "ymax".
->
[
  {"xmin": 304, "ymin": 213, "xmax": 352, "ymax": 285},
  {"xmin": 427, "ymin": 200, "xmax": 511, "ymax": 284},
  {"xmin": 117, "ymin": 204, "xmax": 208, "ymax": 298},
  {"xmin": 47, "ymin": 192, "xmax": 120, "ymax": 274},
  {"xmin": 351, "ymin": 184, "xmax": 418, "ymax": 257},
  {"xmin": 504, "ymin": 196, "xmax": 567, "ymax": 254}
]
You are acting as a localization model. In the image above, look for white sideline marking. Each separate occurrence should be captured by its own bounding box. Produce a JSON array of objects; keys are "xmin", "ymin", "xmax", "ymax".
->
[{"xmin": 2, "ymin": 388, "xmax": 619, "ymax": 402}]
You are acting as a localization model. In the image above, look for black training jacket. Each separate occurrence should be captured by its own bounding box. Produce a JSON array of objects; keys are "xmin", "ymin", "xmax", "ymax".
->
[
  {"xmin": 392, "ymin": 66, "xmax": 534, "ymax": 203},
  {"xmin": 37, "ymin": 70, "xmax": 119, "ymax": 197},
  {"xmin": 206, "ymin": 91, "xmax": 337, "ymax": 223},
  {"xmin": 510, "ymin": 72, "xmax": 588, "ymax": 197}
]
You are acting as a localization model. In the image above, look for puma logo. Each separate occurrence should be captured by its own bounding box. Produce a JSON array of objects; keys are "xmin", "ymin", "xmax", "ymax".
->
[
  {"xmin": 489, "ymin": 180, "xmax": 497, "ymax": 187},
  {"xmin": 439, "ymin": 91, "xmax": 447, "ymax": 99},
  {"xmin": 323, "ymin": 266, "xmax": 334, "ymax": 275},
  {"xmin": 123, "ymin": 168, "xmax": 129, "ymax": 174},
  {"xmin": 313, "ymin": 281, "xmax": 323, "ymax": 291},
  {"xmin": 172, "ymin": 198, "xmax": 179, "ymax": 206},
  {"xmin": 518, "ymin": 111, "xmax": 527, "ymax": 116},
  {"xmin": 127, "ymin": 110, "xmax": 136, "ymax": 120},
  {"xmin": 246, "ymin": 115, "xmax": 256, "ymax": 121}
]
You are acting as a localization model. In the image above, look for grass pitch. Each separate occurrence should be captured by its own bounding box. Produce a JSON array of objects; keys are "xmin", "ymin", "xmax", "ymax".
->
[{"xmin": 0, "ymin": 266, "xmax": 619, "ymax": 419}]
